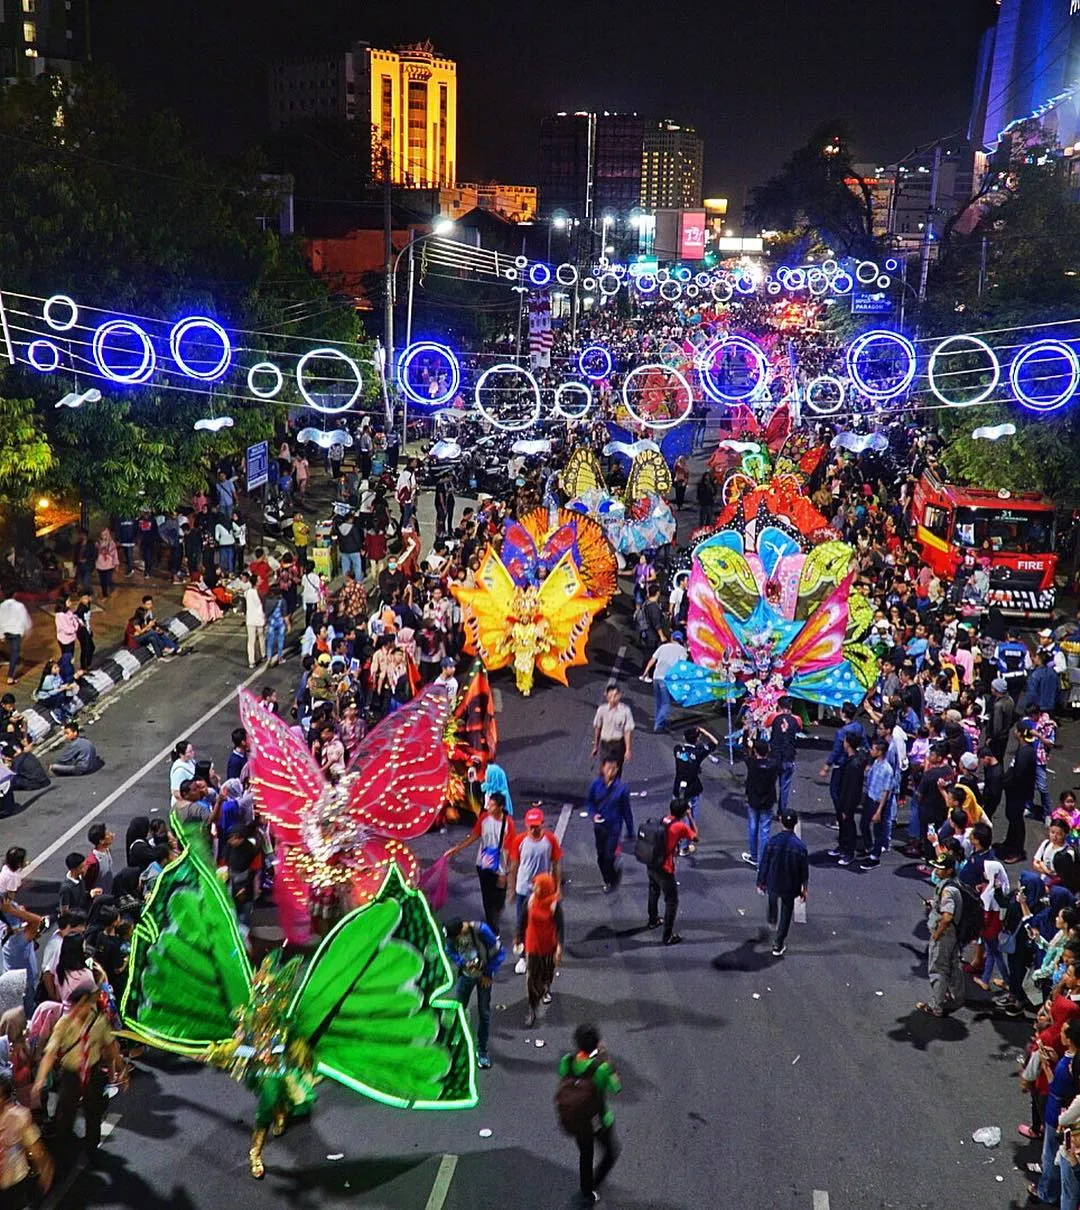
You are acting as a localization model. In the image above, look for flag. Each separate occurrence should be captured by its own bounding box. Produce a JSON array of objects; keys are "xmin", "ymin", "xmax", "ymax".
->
[
  {"xmin": 529, "ymin": 297, "xmax": 553, "ymax": 369},
  {"xmin": 453, "ymin": 658, "xmax": 499, "ymax": 766}
]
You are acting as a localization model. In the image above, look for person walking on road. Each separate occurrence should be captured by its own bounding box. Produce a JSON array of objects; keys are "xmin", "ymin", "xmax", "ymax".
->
[
  {"xmin": 769, "ymin": 697, "xmax": 800, "ymax": 814},
  {"xmin": 507, "ymin": 807, "xmax": 563, "ymax": 971},
  {"xmin": 756, "ymin": 808, "xmax": 809, "ymax": 957},
  {"xmin": 671, "ymin": 725, "xmax": 718, "ymax": 850},
  {"xmin": 742, "ymin": 738, "xmax": 778, "ymax": 868},
  {"xmin": 444, "ymin": 917, "xmax": 504, "ymax": 1070},
  {"xmin": 587, "ymin": 757, "xmax": 634, "ymax": 892},
  {"xmin": 916, "ymin": 852, "xmax": 966, "ymax": 1017},
  {"xmin": 830, "ymin": 732, "xmax": 870, "ymax": 867},
  {"xmin": 640, "ymin": 630, "xmax": 687, "ymax": 733},
  {"xmin": 646, "ymin": 798, "xmax": 697, "ymax": 946},
  {"xmin": 591, "ymin": 682, "xmax": 634, "ymax": 773},
  {"xmin": 243, "ymin": 574, "xmax": 266, "ymax": 668},
  {"xmin": 556, "ymin": 1023, "xmax": 621, "ymax": 1206},
  {"xmin": 444, "ymin": 792, "xmax": 516, "ymax": 935},
  {"xmin": 523, "ymin": 872, "xmax": 561, "ymax": 1027},
  {"xmin": 0, "ymin": 590, "xmax": 31, "ymax": 685}
]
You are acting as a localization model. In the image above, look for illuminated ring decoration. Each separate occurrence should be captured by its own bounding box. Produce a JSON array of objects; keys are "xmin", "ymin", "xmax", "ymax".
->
[
  {"xmin": 622, "ymin": 364, "xmax": 694, "ymax": 431},
  {"xmin": 1009, "ymin": 339, "xmax": 1080, "ymax": 413},
  {"xmin": 884, "ymin": 258, "xmax": 899, "ymax": 272},
  {"xmin": 27, "ymin": 339, "xmax": 60, "ymax": 372},
  {"xmin": 846, "ymin": 329, "xmax": 917, "ymax": 399},
  {"xmin": 92, "ymin": 319, "xmax": 156, "ymax": 384},
  {"xmin": 528, "ymin": 263, "xmax": 552, "ymax": 288},
  {"xmin": 555, "ymin": 263, "xmax": 578, "ymax": 286},
  {"xmin": 734, "ymin": 275, "xmax": 756, "ymax": 295},
  {"xmin": 659, "ymin": 339, "xmax": 685, "ymax": 367},
  {"xmin": 786, "ymin": 269, "xmax": 806, "ymax": 290},
  {"xmin": 578, "ymin": 344, "xmax": 613, "ymax": 381},
  {"xmin": 697, "ymin": 335, "xmax": 770, "ymax": 404},
  {"xmin": 766, "ymin": 280, "xmax": 782, "ymax": 297},
  {"xmin": 710, "ymin": 280, "xmax": 733, "ymax": 303},
  {"xmin": 775, "ymin": 267, "xmax": 792, "ymax": 285},
  {"xmin": 876, "ymin": 275, "xmax": 892, "ymax": 290},
  {"xmin": 635, "ymin": 274, "xmax": 658, "ymax": 294},
  {"xmin": 612, "ymin": 264, "xmax": 627, "ymax": 277},
  {"xmin": 599, "ymin": 272, "xmax": 621, "ymax": 296},
  {"xmin": 657, "ymin": 269, "xmax": 670, "ymax": 283},
  {"xmin": 396, "ymin": 341, "xmax": 461, "ymax": 407},
  {"xmin": 247, "ymin": 361, "xmax": 284, "ymax": 399},
  {"xmin": 295, "ymin": 346, "xmax": 363, "ymax": 414},
  {"xmin": 169, "ymin": 316, "xmax": 232, "ymax": 381},
  {"xmin": 582, "ymin": 276, "xmax": 596, "ymax": 291},
  {"xmin": 855, "ymin": 260, "xmax": 880, "ymax": 284},
  {"xmin": 514, "ymin": 255, "xmax": 528, "ymax": 269},
  {"xmin": 831, "ymin": 272, "xmax": 854, "ymax": 295},
  {"xmin": 473, "ymin": 363, "xmax": 542, "ymax": 431},
  {"xmin": 43, "ymin": 294, "xmax": 78, "ymax": 332},
  {"xmin": 503, "ymin": 267, "xmax": 518, "ymax": 281},
  {"xmin": 686, "ymin": 284, "xmax": 700, "ymax": 299},
  {"xmin": 659, "ymin": 280, "xmax": 683, "ymax": 301},
  {"xmin": 695, "ymin": 273, "xmax": 711, "ymax": 287},
  {"xmin": 805, "ymin": 375, "xmax": 847, "ymax": 415},
  {"xmin": 807, "ymin": 270, "xmax": 829, "ymax": 296},
  {"xmin": 673, "ymin": 266, "xmax": 692, "ymax": 282},
  {"xmin": 821, "ymin": 259, "xmax": 839, "ymax": 276},
  {"xmin": 553, "ymin": 380, "xmax": 593, "ymax": 420},
  {"xmin": 927, "ymin": 334, "xmax": 1001, "ymax": 408}
]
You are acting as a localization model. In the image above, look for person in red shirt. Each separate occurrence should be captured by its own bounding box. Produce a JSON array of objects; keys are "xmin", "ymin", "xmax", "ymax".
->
[
  {"xmin": 523, "ymin": 872, "xmax": 561, "ymax": 1027},
  {"xmin": 248, "ymin": 548, "xmax": 272, "ymax": 596},
  {"xmin": 648, "ymin": 799, "xmax": 697, "ymax": 946},
  {"xmin": 507, "ymin": 807, "xmax": 564, "ymax": 963}
]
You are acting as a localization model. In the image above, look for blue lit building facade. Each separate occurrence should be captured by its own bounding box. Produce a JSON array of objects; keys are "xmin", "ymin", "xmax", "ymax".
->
[{"xmin": 971, "ymin": 0, "xmax": 1080, "ymax": 151}]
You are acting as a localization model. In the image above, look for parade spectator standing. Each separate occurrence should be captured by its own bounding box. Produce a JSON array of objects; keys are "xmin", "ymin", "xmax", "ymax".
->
[
  {"xmin": 916, "ymin": 852, "xmax": 965, "ymax": 1017},
  {"xmin": 819, "ymin": 703, "xmax": 866, "ymax": 824},
  {"xmin": 54, "ymin": 597, "xmax": 79, "ymax": 684},
  {"xmin": 396, "ymin": 459, "xmax": 418, "ymax": 529},
  {"xmin": 445, "ymin": 918, "xmax": 504, "ymax": 1070},
  {"xmin": 995, "ymin": 628, "xmax": 1030, "ymax": 703},
  {"xmin": 742, "ymin": 738, "xmax": 778, "ymax": 867},
  {"xmin": 696, "ymin": 471, "xmax": 716, "ymax": 527},
  {"xmin": 769, "ymin": 697, "xmax": 800, "ymax": 813},
  {"xmin": 832, "ymin": 732, "xmax": 870, "ymax": 866},
  {"xmin": 591, "ymin": 683, "xmax": 634, "ymax": 772},
  {"xmin": 587, "ymin": 757, "xmax": 634, "ymax": 892},
  {"xmin": 756, "ymin": 808, "xmax": 809, "ymax": 957},
  {"xmin": 671, "ymin": 725, "xmax": 718, "ymax": 846},
  {"xmin": 523, "ymin": 872, "xmax": 561, "ymax": 1027},
  {"xmin": 645, "ymin": 799, "xmax": 696, "ymax": 945},
  {"xmin": 0, "ymin": 1072, "xmax": 53, "ymax": 1203},
  {"xmin": 244, "ymin": 574, "xmax": 265, "ymax": 668},
  {"xmin": 860, "ymin": 738, "xmax": 894, "ymax": 869},
  {"xmin": 95, "ymin": 527, "xmax": 119, "ymax": 598},
  {"xmin": 0, "ymin": 591, "xmax": 31, "ymax": 685},
  {"xmin": 556, "ymin": 1023, "xmax": 621, "ymax": 1206},
  {"xmin": 1001, "ymin": 720, "xmax": 1038, "ymax": 863}
]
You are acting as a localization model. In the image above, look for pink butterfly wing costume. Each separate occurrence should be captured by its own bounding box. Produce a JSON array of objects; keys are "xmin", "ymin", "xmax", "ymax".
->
[{"xmin": 239, "ymin": 687, "xmax": 452, "ymax": 943}]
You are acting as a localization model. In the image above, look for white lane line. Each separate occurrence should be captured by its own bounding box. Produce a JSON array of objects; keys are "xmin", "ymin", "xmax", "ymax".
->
[
  {"xmin": 424, "ymin": 1153, "xmax": 459, "ymax": 1210},
  {"xmin": 24, "ymin": 667, "xmax": 265, "ymax": 875},
  {"xmin": 611, "ymin": 644, "xmax": 628, "ymax": 681},
  {"xmin": 555, "ymin": 803, "xmax": 572, "ymax": 844},
  {"xmin": 492, "ymin": 687, "xmax": 502, "ymax": 714},
  {"xmin": 812, "ymin": 1192, "xmax": 830, "ymax": 1210},
  {"xmin": 99, "ymin": 1111, "xmax": 122, "ymax": 1139}
]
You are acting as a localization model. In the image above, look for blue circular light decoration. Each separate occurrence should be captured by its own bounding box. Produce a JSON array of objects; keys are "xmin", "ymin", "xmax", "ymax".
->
[
  {"xmin": 785, "ymin": 269, "xmax": 806, "ymax": 291},
  {"xmin": 553, "ymin": 380, "xmax": 593, "ymax": 420},
  {"xmin": 622, "ymin": 364, "xmax": 694, "ymax": 431},
  {"xmin": 474, "ymin": 364, "xmax": 541, "ymax": 431},
  {"xmin": 599, "ymin": 272, "xmax": 621, "ymax": 296},
  {"xmin": 27, "ymin": 339, "xmax": 60, "ymax": 373},
  {"xmin": 43, "ymin": 294, "xmax": 78, "ymax": 332},
  {"xmin": 711, "ymin": 280, "xmax": 733, "ymax": 303},
  {"xmin": 884, "ymin": 258, "xmax": 899, "ymax": 272},
  {"xmin": 93, "ymin": 319, "xmax": 156, "ymax": 385},
  {"xmin": 660, "ymin": 280, "xmax": 683, "ymax": 301},
  {"xmin": 247, "ymin": 362, "xmax": 284, "ymax": 399},
  {"xmin": 635, "ymin": 273, "xmax": 658, "ymax": 295},
  {"xmin": 766, "ymin": 280, "xmax": 782, "ymax": 297},
  {"xmin": 396, "ymin": 341, "xmax": 461, "ymax": 407},
  {"xmin": 831, "ymin": 272, "xmax": 854, "ymax": 295},
  {"xmin": 673, "ymin": 266, "xmax": 692, "ymax": 283},
  {"xmin": 846, "ymin": 329, "xmax": 917, "ymax": 399},
  {"xmin": 578, "ymin": 344, "xmax": 613, "ymax": 381},
  {"xmin": 927, "ymin": 334, "xmax": 1000, "ymax": 408},
  {"xmin": 805, "ymin": 375, "xmax": 846, "ymax": 415},
  {"xmin": 295, "ymin": 346, "xmax": 362, "ymax": 414},
  {"xmin": 169, "ymin": 316, "xmax": 232, "ymax": 381},
  {"xmin": 855, "ymin": 260, "xmax": 880, "ymax": 285},
  {"xmin": 1008, "ymin": 339, "xmax": 1080, "ymax": 413},
  {"xmin": 807, "ymin": 269, "xmax": 829, "ymax": 296},
  {"xmin": 555, "ymin": 263, "xmax": 578, "ymax": 286},
  {"xmin": 698, "ymin": 335, "xmax": 769, "ymax": 404},
  {"xmin": 528, "ymin": 263, "xmax": 552, "ymax": 288}
]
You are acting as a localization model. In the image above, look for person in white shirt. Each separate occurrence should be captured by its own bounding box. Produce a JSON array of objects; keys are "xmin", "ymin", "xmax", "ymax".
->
[
  {"xmin": 0, "ymin": 592, "xmax": 31, "ymax": 685},
  {"xmin": 434, "ymin": 658, "xmax": 459, "ymax": 701},
  {"xmin": 641, "ymin": 631, "xmax": 689, "ymax": 734},
  {"xmin": 301, "ymin": 567, "xmax": 324, "ymax": 628},
  {"xmin": 243, "ymin": 574, "xmax": 265, "ymax": 668},
  {"xmin": 591, "ymin": 682, "xmax": 635, "ymax": 770},
  {"xmin": 213, "ymin": 519, "xmax": 236, "ymax": 574}
]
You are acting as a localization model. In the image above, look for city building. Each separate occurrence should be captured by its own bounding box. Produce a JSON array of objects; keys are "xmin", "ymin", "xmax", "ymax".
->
[
  {"xmin": 0, "ymin": 0, "xmax": 90, "ymax": 82},
  {"xmin": 538, "ymin": 112, "xmax": 595, "ymax": 221},
  {"xmin": 268, "ymin": 39, "xmax": 456, "ymax": 188},
  {"xmin": 470, "ymin": 181, "xmax": 538, "ymax": 223},
  {"xmin": 593, "ymin": 112, "xmax": 646, "ymax": 217},
  {"xmin": 641, "ymin": 120, "xmax": 704, "ymax": 210},
  {"xmin": 971, "ymin": 0, "xmax": 1080, "ymax": 152}
]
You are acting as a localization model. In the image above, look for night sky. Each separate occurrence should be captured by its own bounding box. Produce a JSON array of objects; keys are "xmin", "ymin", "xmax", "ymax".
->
[{"xmin": 92, "ymin": 0, "xmax": 996, "ymax": 213}]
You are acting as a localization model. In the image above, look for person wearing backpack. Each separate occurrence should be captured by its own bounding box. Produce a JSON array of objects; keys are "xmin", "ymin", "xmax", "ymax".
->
[
  {"xmin": 639, "ymin": 799, "xmax": 697, "ymax": 946},
  {"xmin": 555, "ymin": 1023, "xmax": 621, "ymax": 1206},
  {"xmin": 916, "ymin": 852, "xmax": 971, "ymax": 1017}
]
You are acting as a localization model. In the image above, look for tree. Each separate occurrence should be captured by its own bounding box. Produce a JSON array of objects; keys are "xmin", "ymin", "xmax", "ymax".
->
[
  {"xmin": 0, "ymin": 395, "xmax": 53, "ymax": 498},
  {"xmin": 746, "ymin": 124, "xmax": 878, "ymax": 259}
]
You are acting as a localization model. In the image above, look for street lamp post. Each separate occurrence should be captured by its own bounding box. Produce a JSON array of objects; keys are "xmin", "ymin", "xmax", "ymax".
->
[{"xmin": 547, "ymin": 212, "xmax": 568, "ymax": 262}]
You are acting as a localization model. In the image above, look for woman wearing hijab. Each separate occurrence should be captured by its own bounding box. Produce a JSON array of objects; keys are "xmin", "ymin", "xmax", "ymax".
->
[
  {"xmin": 125, "ymin": 817, "xmax": 151, "ymax": 867},
  {"xmin": 974, "ymin": 859, "xmax": 1010, "ymax": 992},
  {"xmin": 482, "ymin": 762, "xmax": 514, "ymax": 817},
  {"xmin": 523, "ymin": 872, "xmax": 560, "ymax": 1028}
]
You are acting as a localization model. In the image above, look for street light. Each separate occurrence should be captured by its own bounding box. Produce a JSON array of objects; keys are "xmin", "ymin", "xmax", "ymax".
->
[{"xmin": 547, "ymin": 210, "xmax": 569, "ymax": 261}]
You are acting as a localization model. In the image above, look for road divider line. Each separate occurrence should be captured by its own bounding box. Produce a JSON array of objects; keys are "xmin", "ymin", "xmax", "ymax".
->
[
  {"xmin": 25, "ymin": 667, "xmax": 265, "ymax": 876},
  {"xmin": 555, "ymin": 803, "xmax": 572, "ymax": 844},
  {"xmin": 812, "ymin": 1192, "xmax": 830, "ymax": 1210},
  {"xmin": 424, "ymin": 1153, "xmax": 459, "ymax": 1210},
  {"xmin": 99, "ymin": 1112, "xmax": 122, "ymax": 1139},
  {"xmin": 611, "ymin": 643, "xmax": 628, "ymax": 682}
]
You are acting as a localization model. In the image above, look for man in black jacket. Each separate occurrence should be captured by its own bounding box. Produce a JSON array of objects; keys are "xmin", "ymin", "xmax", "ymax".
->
[
  {"xmin": 830, "ymin": 733, "xmax": 869, "ymax": 867},
  {"xmin": 757, "ymin": 809, "xmax": 809, "ymax": 957},
  {"xmin": 742, "ymin": 739, "xmax": 778, "ymax": 868},
  {"xmin": 987, "ymin": 678, "xmax": 1015, "ymax": 764},
  {"xmin": 1001, "ymin": 720, "xmax": 1037, "ymax": 863}
]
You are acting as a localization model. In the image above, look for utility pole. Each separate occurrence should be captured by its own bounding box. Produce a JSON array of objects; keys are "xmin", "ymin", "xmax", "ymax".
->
[
  {"xmin": 977, "ymin": 234, "xmax": 989, "ymax": 297},
  {"xmin": 381, "ymin": 143, "xmax": 394, "ymax": 389},
  {"xmin": 917, "ymin": 143, "xmax": 942, "ymax": 304}
]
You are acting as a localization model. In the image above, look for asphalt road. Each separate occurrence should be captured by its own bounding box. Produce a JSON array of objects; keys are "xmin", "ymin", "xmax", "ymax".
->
[{"xmin": 2, "ymin": 597, "xmax": 1060, "ymax": 1210}]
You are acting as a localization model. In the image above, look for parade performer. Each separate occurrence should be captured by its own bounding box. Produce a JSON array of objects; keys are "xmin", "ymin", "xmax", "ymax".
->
[{"xmin": 121, "ymin": 843, "xmax": 476, "ymax": 1178}]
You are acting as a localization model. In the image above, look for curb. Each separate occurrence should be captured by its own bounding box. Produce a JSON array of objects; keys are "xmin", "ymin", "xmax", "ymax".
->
[{"xmin": 22, "ymin": 610, "xmax": 205, "ymax": 741}]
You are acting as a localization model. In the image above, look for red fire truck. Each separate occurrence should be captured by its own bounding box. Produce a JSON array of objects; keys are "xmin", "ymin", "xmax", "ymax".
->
[{"xmin": 910, "ymin": 468, "xmax": 1059, "ymax": 614}]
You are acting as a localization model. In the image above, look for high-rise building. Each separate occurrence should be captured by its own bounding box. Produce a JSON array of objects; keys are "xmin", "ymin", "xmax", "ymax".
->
[
  {"xmin": 539, "ymin": 111, "xmax": 705, "ymax": 221},
  {"xmin": 269, "ymin": 39, "xmax": 457, "ymax": 188},
  {"xmin": 0, "ymin": 0, "xmax": 91, "ymax": 82},
  {"xmin": 641, "ymin": 120, "xmax": 703, "ymax": 210}
]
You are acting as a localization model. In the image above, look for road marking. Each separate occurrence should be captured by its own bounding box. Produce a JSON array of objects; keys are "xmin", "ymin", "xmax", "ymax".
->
[
  {"xmin": 611, "ymin": 644, "xmax": 628, "ymax": 681},
  {"xmin": 99, "ymin": 1112, "xmax": 122, "ymax": 1139},
  {"xmin": 424, "ymin": 1153, "xmax": 458, "ymax": 1210},
  {"xmin": 24, "ymin": 666, "xmax": 265, "ymax": 876},
  {"xmin": 555, "ymin": 803, "xmax": 572, "ymax": 844},
  {"xmin": 492, "ymin": 687, "xmax": 502, "ymax": 714},
  {"xmin": 812, "ymin": 1192, "xmax": 830, "ymax": 1210}
]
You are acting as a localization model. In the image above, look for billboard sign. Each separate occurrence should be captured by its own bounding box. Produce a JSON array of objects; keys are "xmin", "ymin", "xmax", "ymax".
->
[{"xmin": 678, "ymin": 210, "xmax": 707, "ymax": 260}]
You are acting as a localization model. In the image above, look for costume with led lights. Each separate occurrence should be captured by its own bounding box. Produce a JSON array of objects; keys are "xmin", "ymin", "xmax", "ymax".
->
[{"xmin": 120, "ymin": 842, "xmax": 476, "ymax": 1179}]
